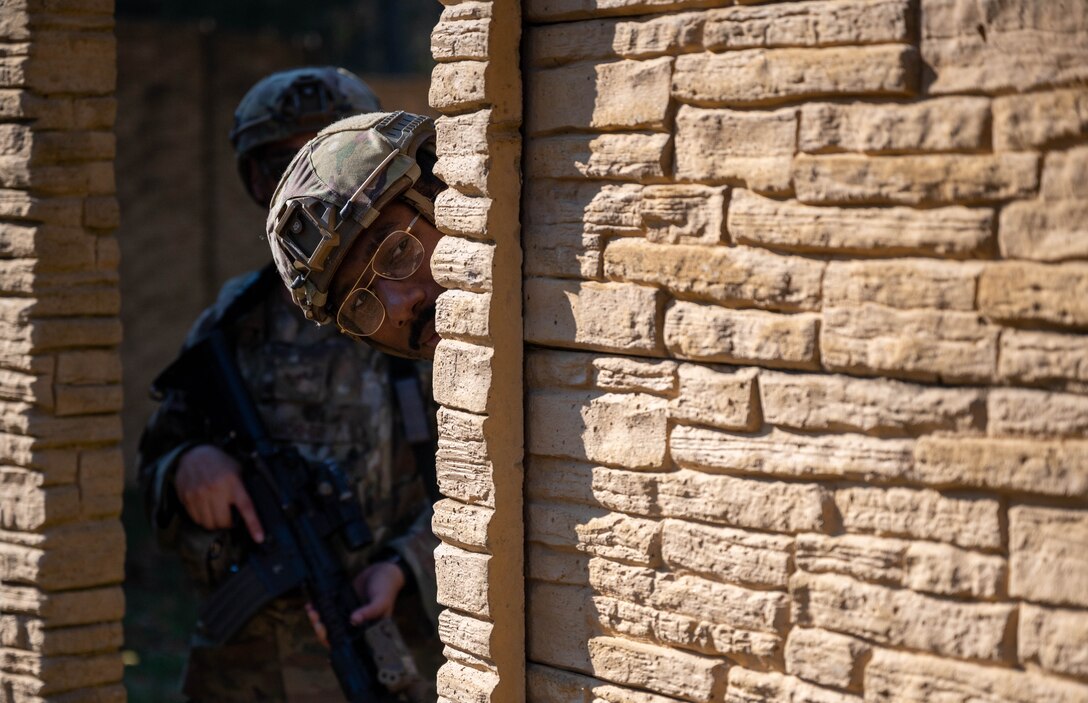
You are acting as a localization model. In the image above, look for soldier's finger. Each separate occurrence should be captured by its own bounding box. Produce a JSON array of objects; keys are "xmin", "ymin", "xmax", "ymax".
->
[
  {"xmin": 231, "ymin": 482, "xmax": 265, "ymax": 543},
  {"xmin": 349, "ymin": 598, "xmax": 392, "ymax": 626},
  {"xmin": 305, "ymin": 602, "xmax": 329, "ymax": 648}
]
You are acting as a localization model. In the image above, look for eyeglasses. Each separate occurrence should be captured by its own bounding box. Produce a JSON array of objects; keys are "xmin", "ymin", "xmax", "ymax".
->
[{"xmin": 335, "ymin": 213, "xmax": 426, "ymax": 338}]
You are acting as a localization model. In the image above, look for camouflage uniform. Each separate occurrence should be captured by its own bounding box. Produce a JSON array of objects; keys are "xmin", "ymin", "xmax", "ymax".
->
[{"xmin": 138, "ymin": 268, "xmax": 443, "ymax": 702}]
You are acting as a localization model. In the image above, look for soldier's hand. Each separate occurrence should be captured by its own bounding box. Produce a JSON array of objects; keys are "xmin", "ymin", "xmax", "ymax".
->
[
  {"xmin": 175, "ymin": 444, "xmax": 265, "ymax": 543},
  {"xmin": 304, "ymin": 561, "xmax": 405, "ymax": 648},
  {"xmin": 350, "ymin": 561, "xmax": 406, "ymax": 625}
]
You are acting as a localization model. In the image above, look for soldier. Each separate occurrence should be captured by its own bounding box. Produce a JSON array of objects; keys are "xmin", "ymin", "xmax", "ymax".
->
[{"xmin": 138, "ymin": 69, "xmax": 443, "ymax": 702}]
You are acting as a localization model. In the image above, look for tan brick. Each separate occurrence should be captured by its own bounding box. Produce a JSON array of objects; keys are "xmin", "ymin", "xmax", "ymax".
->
[
  {"xmin": 1, "ymin": 651, "xmax": 123, "ymax": 695},
  {"xmin": 525, "ymin": 278, "xmax": 661, "ymax": 354},
  {"xmin": 528, "ymin": 545, "xmax": 590, "ymax": 586},
  {"xmin": 792, "ymin": 572, "xmax": 1014, "ymax": 661},
  {"xmin": 994, "ymin": 88, "xmax": 1088, "ymax": 151},
  {"xmin": 434, "ymin": 111, "xmax": 491, "ymax": 198},
  {"xmin": 78, "ymin": 448, "xmax": 122, "ymax": 520},
  {"xmin": 800, "ymin": 97, "xmax": 989, "ymax": 154},
  {"xmin": 436, "ymin": 290, "xmax": 490, "ymax": 343},
  {"xmin": 705, "ymin": 0, "xmax": 912, "ymax": 50},
  {"xmin": 794, "ymin": 153, "xmax": 1039, "ymax": 206},
  {"xmin": 26, "ymin": 31, "xmax": 116, "ymax": 95},
  {"xmin": 639, "ymin": 185, "xmax": 726, "ymax": 245},
  {"xmin": 528, "ymin": 582, "xmax": 597, "ymax": 671},
  {"xmin": 979, "ymin": 262, "xmax": 1088, "ymax": 330},
  {"xmin": 670, "ymin": 364, "xmax": 759, "ymax": 431},
  {"xmin": 825, "ymin": 259, "xmax": 979, "ymax": 312},
  {"xmin": 525, "ymin": 0, "xmax": 721, "ymax": 23},
  {"xmin": 903, "ymin": 542, "xmax": 1006, "ymax": 599},
  {"xmin": 673, "ymin": 46, "xmax": 917, "ymax": 107},
  {"xmin": 922, "ymin": 0, "xmax": 1088, "ymax": 94},
  {"xmin": 913, "ymin": 436, "xmax": 1088, "ymax": 498},
  {"xmin": 54, "ymin": 383, "xmax": 121, "ymax": 416},
  {"xmin": 0, "ymin": 521, "xmax": 123, "ymax": 590},
  {"xmin": 527, "ymin": 664, "xmax": 691, "ymax": 703},
  {"xmin": 1042, "ymin": 145, "xmax": 1088, "ymax": 200},
  {"xmin": 836, "ymin": 486, "xmax": 1001, "ymax": 549},
  {"xmin": 1010, "ymin": 505, "xmax": 1088, "ymax": 608},
  {"xmin": 526, "ymin": 349, "xmax": 593, "ymax": 390},
  {"xmin": 785, "ymin": 628, "xmax": 870, "ymax": 692},
  {"xmin": 439, "ymin": 609, "xmax": 494, "ymax": 661},
  {"xmin": 436, "ymin": 408, "xmax": 494, "ymax": 507},
  {"xmin": 605, "ymin": 240, "xmax": 824, "ymax": 312},
  {"xmin": 83, "ymin": 195, "xmax": 119, "ymax": 230},
  {"xmin": 431, "ymin": 2, "xmax": 491, "ymax": 61},
  {"xmin": 865, "ymin": 648, "xmax": 1088, "ymax": 703},
  {"xmin": 522, "ymin": 180, "xmax": 637, "ymax": 277},
  {"xmin": 525, "ymin": 456, "xmax": 660, "ymax": 517},
  {"xmin": 435, "ymin": 190, "xmax": 493, "ymax": 240},
  {"xmin": 796, "ymin": 533, "xmax": 907, "ymax": 585},
  {"xmin": 662, "ymin": 519, "xmax": 791, "ymax": 588},
  {"xmin": 588, "ymin": 636, "xmax": 728, "ymax": 702},
  {"xmin": 432, "ymin": 499, "xmax": 492, "ymax": 552},
  {"xmin": 593, "ymin": 596, "xmax": 781, "ymax": 663},
  {"xmin": 0, "ymin": 223, "xmax": 95, "ymax": 266},
  {"xmin": 429, "ymin": 61, "xmax": 487, "ymax": 114},
  {"xmin": 989, "ymin": 388, "xmax": 1088, "ymax": 439},
  {"xmin": 55, "ymin": 349, "xmax": 120, "ymax": 385},
  {"xmin": 527, "ymin": 57, "xmax": 673, "ymax": 134},
  {"xmin": 435, "ymin": 543, "xmax": 492, "ymax": 617},
  {"xmin": 431, "ymin": 236, "xmax": 494, "ymax": 294},
  {"xmin": 433, "ymin": 340, "xmax": 492, "ymax": 414},
  {"xmin": 674, "ymin": 105, "xmax": 796, "ymax": 192},
  {"xmin": 727, "ymin": 189, "xmax": 994, "ymax": 257},
  {"xmin": 437, "ymin": 660, "xmax": 499, "ymax": 703},
  {"xmin": 526, "ymin": 180, "xmax": 643, "ymax": 239},
  {"xmin": 1019, "ymin": 604, "xmax": 1088, "ymax": 679},
  {"xmin": 727, "ymin": 668, "xmax": 862, "ymax": 703},
  {"xmin": 0, "ymin": 584, "xmax": 124, "ymax": 627},
  {"xmin": 760, "ymin": 371, "xmax": 983, "ymax": 436},
  {"xmin": 592, "ymin": 356, "xmax": 677, "ymax": 395},
  {"xmin": 527, "ymin": 13, "xmax": 703, "ymax": 67},
  {"xmin": 821, "ymin": 305, "xmax": 999, "ymax": 383},
  {"xmin": 999, "ymin": 329, "xmax": 1088, "ymax": 386},
  {"xmin": 528, "ymin": 390, "xmax": 668, "ymax": 469},
  {"xmin": 672, "ymin": 425, "xmax": 914, "ymax": 482},
  {"xmin": 528, "ymin": 502, "xmax": 662, "ymax": 565},
  {"xmin": 525, "ymin": 133, "xmax": 671, "ymax": 181},
  {"xmin": 0, "ymin": 468, "xmax": 78, "ymax": 531},
  {"xmin": 664, "ymin": 301, "xmax": 820, "ymax": 369},
  {"xmin": 0, "ymin": 618, "xmax": 122, "ymax": 656},
  {"xmin": 1000, "ymin": 200, "xmax": 1088, "ymax": 262},
  {"xmin": 659, "ymin": 469, "xmax": 832, "ymax": 533}
]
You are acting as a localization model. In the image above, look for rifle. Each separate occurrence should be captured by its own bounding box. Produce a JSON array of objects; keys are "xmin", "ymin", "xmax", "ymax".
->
[{"xmin": 153, "ymin": 326, "xmax": 423, "ymax": 703}]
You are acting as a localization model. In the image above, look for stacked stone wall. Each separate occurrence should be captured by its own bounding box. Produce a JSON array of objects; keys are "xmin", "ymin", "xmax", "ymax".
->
[
  {"xmin": 428, "ymin": 1, "xmax": 526, "ymax": 701},
  {"xmin": 0, "ymin": 1, "xmax": 126, "ymax": 701},
  {"xmin": 511, "ymin": 0, "xmax": 1088, "ymax": 701}
]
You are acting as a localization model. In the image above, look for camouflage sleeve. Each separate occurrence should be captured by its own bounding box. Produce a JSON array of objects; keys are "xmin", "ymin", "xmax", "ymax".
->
[
  {"xmin": 385, "ymin": 504, "xmax": 441, "ymax": 626},
  {"xmin": 136, "ymin": 392, "xmax": 207, "ymax": 549},
  {"xmin": 135, "ymin": 300, "xmax": 226, "ymax": 549}
]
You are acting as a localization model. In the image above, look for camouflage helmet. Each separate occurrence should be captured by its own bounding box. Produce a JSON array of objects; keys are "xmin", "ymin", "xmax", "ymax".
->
[
  {"xmin": 265, "ymin": 111, "xmax": 437, "ymax": 325},
  {"xmin": 229, "ymin": 66, "xmax": 382, "ymax": 158}
]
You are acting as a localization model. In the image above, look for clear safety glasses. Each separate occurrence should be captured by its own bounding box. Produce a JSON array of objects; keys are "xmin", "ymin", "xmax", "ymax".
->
[{"xmin": 335, "ymin": 213, "xmax": 425, "ymax": 338}]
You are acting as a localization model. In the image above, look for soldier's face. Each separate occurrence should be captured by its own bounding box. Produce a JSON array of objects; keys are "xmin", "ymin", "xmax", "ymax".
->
[
  {"xmin": 330, "ymin": 200, "xmax": 446, "ymax": 360},
  {"xmin": 245, "ymin": 133, "xmax": 316, "ymax": 207}
]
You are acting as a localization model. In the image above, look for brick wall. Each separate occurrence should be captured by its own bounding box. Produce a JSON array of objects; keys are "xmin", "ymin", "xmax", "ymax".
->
[
  {"xmin": 433, "ymin": 0, "xmax": 1088, "ymax": 701},
  {"xmin": 0, "ymin": 1, "xmax": 126, "ymax": 701}
]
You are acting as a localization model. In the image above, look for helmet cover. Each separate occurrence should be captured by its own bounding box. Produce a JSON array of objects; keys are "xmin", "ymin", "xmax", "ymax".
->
[
  {"xmin": 265, "ymin": 110, "xmax": 437, "ymax": 325},
  {"xmin": 230, "ymin": 66, "xmax": 382, "ymax": 158}
]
